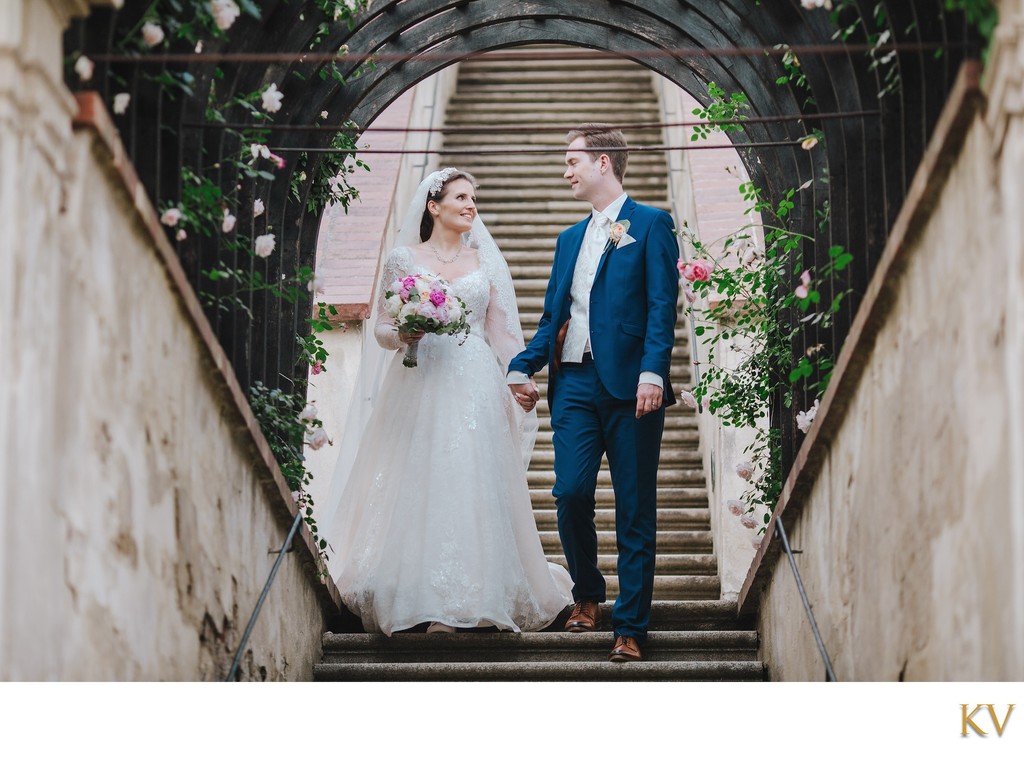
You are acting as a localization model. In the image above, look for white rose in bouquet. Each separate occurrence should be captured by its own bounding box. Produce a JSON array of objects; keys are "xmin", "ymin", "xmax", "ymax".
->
[
  {"xmin": 398, "ymin": 301, "xmax": 418, "ymax": 323},
  {"xmin": 384, "ymin": 293, "xmax": 403, "ymax": 319}
]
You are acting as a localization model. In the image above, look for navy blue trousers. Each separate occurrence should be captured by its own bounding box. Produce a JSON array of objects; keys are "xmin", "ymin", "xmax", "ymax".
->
[{"xmin": 549, "ymin": 355, "xmax": 664, "ymax": 642}]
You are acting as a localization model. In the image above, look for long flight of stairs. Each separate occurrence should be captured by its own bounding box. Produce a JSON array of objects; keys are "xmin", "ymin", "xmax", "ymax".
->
[{"xmin": 315, "ymin": 46, "xmax": 765, "ymax": 681}]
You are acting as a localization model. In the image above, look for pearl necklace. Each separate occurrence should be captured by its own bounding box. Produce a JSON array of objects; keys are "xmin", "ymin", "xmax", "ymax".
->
[{"xmin": 429, "ymin": 241, "xmax": 461, "ymax": 264}]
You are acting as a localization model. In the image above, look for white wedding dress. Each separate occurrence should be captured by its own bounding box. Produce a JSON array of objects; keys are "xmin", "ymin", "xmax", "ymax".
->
[{"xmin": 323, "ymin": 245, "xmax": 573, "ymax": 635}]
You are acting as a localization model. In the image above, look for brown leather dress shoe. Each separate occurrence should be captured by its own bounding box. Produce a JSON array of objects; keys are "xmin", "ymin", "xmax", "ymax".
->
[
  {"xmin": 564, "ymin": 600, "xmax": 601, "ymax": 632},
  {"xmin": 609, "ymin": 635, "xmax": 642, "ymax": 662}
]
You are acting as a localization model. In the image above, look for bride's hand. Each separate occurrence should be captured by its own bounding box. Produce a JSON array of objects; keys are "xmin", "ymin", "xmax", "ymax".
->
[
  {"xmin": 509, "ymin": 381, "xmax": 539, "ymax": 411},
  {"xmin": 398, "ymin": 329, "xmax": 425, "ymax": 346}
]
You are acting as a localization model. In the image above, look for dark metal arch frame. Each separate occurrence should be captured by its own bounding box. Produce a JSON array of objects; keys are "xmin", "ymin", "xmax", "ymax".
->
[{"xmin": 65, "ymin": 0, "xmax": 981, "ymax": 474}]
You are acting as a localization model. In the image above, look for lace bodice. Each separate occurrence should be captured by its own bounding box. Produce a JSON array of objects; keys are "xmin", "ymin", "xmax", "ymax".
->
[{"xmin": 420, "ymin": 267, "xmax": 490, "ymax": 336}]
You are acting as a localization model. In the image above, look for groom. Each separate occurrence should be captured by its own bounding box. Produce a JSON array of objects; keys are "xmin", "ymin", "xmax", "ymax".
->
[{"xmin": 508, "ymin": 123, "xmax": 678, "ymax": 662}]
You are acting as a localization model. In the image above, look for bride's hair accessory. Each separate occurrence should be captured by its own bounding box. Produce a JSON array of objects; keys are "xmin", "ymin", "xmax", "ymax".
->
[{"xmin": 427, "ymin": 167, "xmax": 459, "ymax": 198}]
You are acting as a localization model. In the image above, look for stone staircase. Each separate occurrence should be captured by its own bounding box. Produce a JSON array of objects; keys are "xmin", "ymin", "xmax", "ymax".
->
[{"xmin": 315, "ymin": 46, "xmax": 765, "ymax": 681}]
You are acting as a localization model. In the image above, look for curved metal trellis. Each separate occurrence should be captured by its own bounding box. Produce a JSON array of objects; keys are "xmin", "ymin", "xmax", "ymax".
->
[{"xmin": 64, "ymin": 1, "xmax": 980, "ymax": 421}]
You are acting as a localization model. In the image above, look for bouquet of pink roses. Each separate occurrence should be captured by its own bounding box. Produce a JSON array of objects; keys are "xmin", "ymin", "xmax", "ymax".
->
[{"xmin": 383, "ymin": 273, "xmax": 471, "ymax": 367}]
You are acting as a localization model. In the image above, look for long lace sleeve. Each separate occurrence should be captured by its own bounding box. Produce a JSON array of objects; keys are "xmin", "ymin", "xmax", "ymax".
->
[
  {"xmin": 481, "ymin": 280, "xmax": 524, "ymax": 370},
  {"xmin": 481, "ymin": 251, "xmax": 538, "ymax": 467},
  {"xmin": 373, "ymin": 248, "xmax": 408, "ymax": 351}
]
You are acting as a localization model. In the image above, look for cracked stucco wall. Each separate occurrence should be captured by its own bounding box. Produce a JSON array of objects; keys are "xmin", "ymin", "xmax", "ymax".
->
[{"xmin": 0, "ymin": 0, "xmax": 330, "ymax": 681}]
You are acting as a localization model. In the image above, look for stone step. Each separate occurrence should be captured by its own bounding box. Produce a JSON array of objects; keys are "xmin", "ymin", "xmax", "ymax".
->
[
  {"xmin": 314, "ymin": 659, "xmax": 765, "ymax": 681},
  {"xmin": 561, "ymin": 552, "xmax": 719, "ymax": 574},
  {"xmin": 446, "ymin": 101, "xmax": 662, "ymax": 116},
  {"xmin": 445, "ymin": 114, "xmax": 662, "ymax": 129},
  {"xmin": 532, "ymin": 428, "xmax": 703, "ymax": 448},
  {"xmin": 486, "ymin": 212, "xmax": 672, "ymax": 232},
  {"xmin": 532, "ymin": 506, "xmax": 710, "ymax": 531},
  {"xmin": 538, "ymin": 530, "xmax": 713, "ymax": 553},
  {"xmin": 327, "ymin": 599, "xmax": 753, "ymax": 634},
  {"xmin": 319, "ymin": 630, "xmax": 755, "ymax": 664},
  {"xmin": 525, "ymin": 397, "xmax": 696, "ymax": 420},
  {"xmin": 528, "ymin": 468, "xmax": 707, "ymax": 489},
  {"xmin": 531, "ymin": 436, "xmax": 700, "ymax": 456},
  {"xmin": 567, "ymin": 573, "xmax": 719, "ymax": 601},
  {"xmin": 530, "ymin": 414, "xmax": 700, "ymax": 436},
  {"xmin": 528, "ymin": 486, "xmax": 709, "ymax": 508},
  {"xmin": 455, "ymin": 80, "xmax": 658, "ymax": 94},
  {"xmin": 459, "ymin": 58, "xmax": 654, "ymax": 73},
  {"xmin": 508, "ymin": 264, "xmax": 559, "ymax": 278},
  {"xmin": 630, "ymin": 573, "xmax": 718, "ymax": 599},
  {"xmin": 567, "ymin": 573, "xmax": 720, "ymax": 601},
  {"xmin": 459, "ymin": 58, "xmax": 656, "ymax": 75},
  {"xmin": 528, "ymin": 448, "xmax": 703, "ymax": 468},
  {"xmin": 449, "ymin": 91, "xmax": 659, "ymax": 105},
  {"xmin": 457, "ymin": 70, "xmax": 654, "ymax": 86}
]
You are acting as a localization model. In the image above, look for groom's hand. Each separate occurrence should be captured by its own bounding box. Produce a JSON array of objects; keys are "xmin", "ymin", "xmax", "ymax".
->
[
  {"xmin": 510, "ymin": 380, "xmax": 540, "ymax": 411},
  {"xmin": 636, "ymin": 383, "xmax": 663, "ymax": 418}
]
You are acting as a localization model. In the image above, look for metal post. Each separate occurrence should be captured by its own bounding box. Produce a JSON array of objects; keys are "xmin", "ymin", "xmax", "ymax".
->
[
  {"xmin": 775, "ymin": 517, "xmax": 837, "ymax": 682},
  {"xmin": 225, "ymin": 510, "xmax": 304, "ymax": 682}
]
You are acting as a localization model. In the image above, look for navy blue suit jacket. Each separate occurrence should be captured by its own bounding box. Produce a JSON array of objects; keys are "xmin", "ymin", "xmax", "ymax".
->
[{"xmin": 509, "ymin": 197, "xmax": 679, "ymax": 405}]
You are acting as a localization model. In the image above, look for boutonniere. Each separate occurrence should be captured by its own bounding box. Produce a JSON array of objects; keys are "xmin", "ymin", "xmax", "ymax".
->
[{"xmin": 604, "ymin": 219, "xmax": 635, "ymax": 254}]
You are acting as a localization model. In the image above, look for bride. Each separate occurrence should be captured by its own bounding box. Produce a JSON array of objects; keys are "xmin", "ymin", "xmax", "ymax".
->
[{"xmin": 320, "ymin": 167, "xmax": 573, "ymax": 635}]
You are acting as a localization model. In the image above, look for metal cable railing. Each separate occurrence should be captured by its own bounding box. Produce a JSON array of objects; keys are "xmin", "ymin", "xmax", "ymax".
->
[
  {"xmin": 225, "ymin": 510, "xmax": 303, "ymax": 682},
  {"xmin": 776, "ymin": 517, "xmax": 837, "ymax": 682}
]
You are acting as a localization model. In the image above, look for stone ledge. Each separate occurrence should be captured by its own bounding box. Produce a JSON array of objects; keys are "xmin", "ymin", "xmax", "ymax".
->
[
  {"xmin": 737, "ymin": 60, "xmax": 986, "ymax": 615},
  {"xmin": 984, "ymin": 14, "xmax": 1024, "ymax": 154},
  {"xmin": 71, "ymin": 90, "xmax": 344, "ymax": 616}
]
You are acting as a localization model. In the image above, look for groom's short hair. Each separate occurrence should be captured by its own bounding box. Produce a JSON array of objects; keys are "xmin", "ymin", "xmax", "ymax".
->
[{"xmin": 566, "ymin": 123, "xmax": 629, "ymax": 182}]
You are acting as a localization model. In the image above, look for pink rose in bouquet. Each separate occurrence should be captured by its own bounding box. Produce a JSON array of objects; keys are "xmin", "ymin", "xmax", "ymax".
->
[{"xmin": 384, "ymin": 273, "xmax": 471, "ymax": 367}]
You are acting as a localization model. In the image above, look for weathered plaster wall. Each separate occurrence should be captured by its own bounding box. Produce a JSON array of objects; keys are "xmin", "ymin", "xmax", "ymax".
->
[
  {"xmin": 756, "ymin": 12, "xmax": 1024, "ymax": 680},
  {"xmin": 0, "ymin": 0, "xmax": 332, "ymax": 680}
]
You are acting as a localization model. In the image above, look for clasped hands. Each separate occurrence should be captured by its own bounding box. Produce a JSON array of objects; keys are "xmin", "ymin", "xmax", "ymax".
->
[
  {"xmin": 509, "ymin": 379, "xmax": 664, "ymax": 419},
  {"xmin": 509, "ymin": 380, "xmax": 540, "ymax": 412}
]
